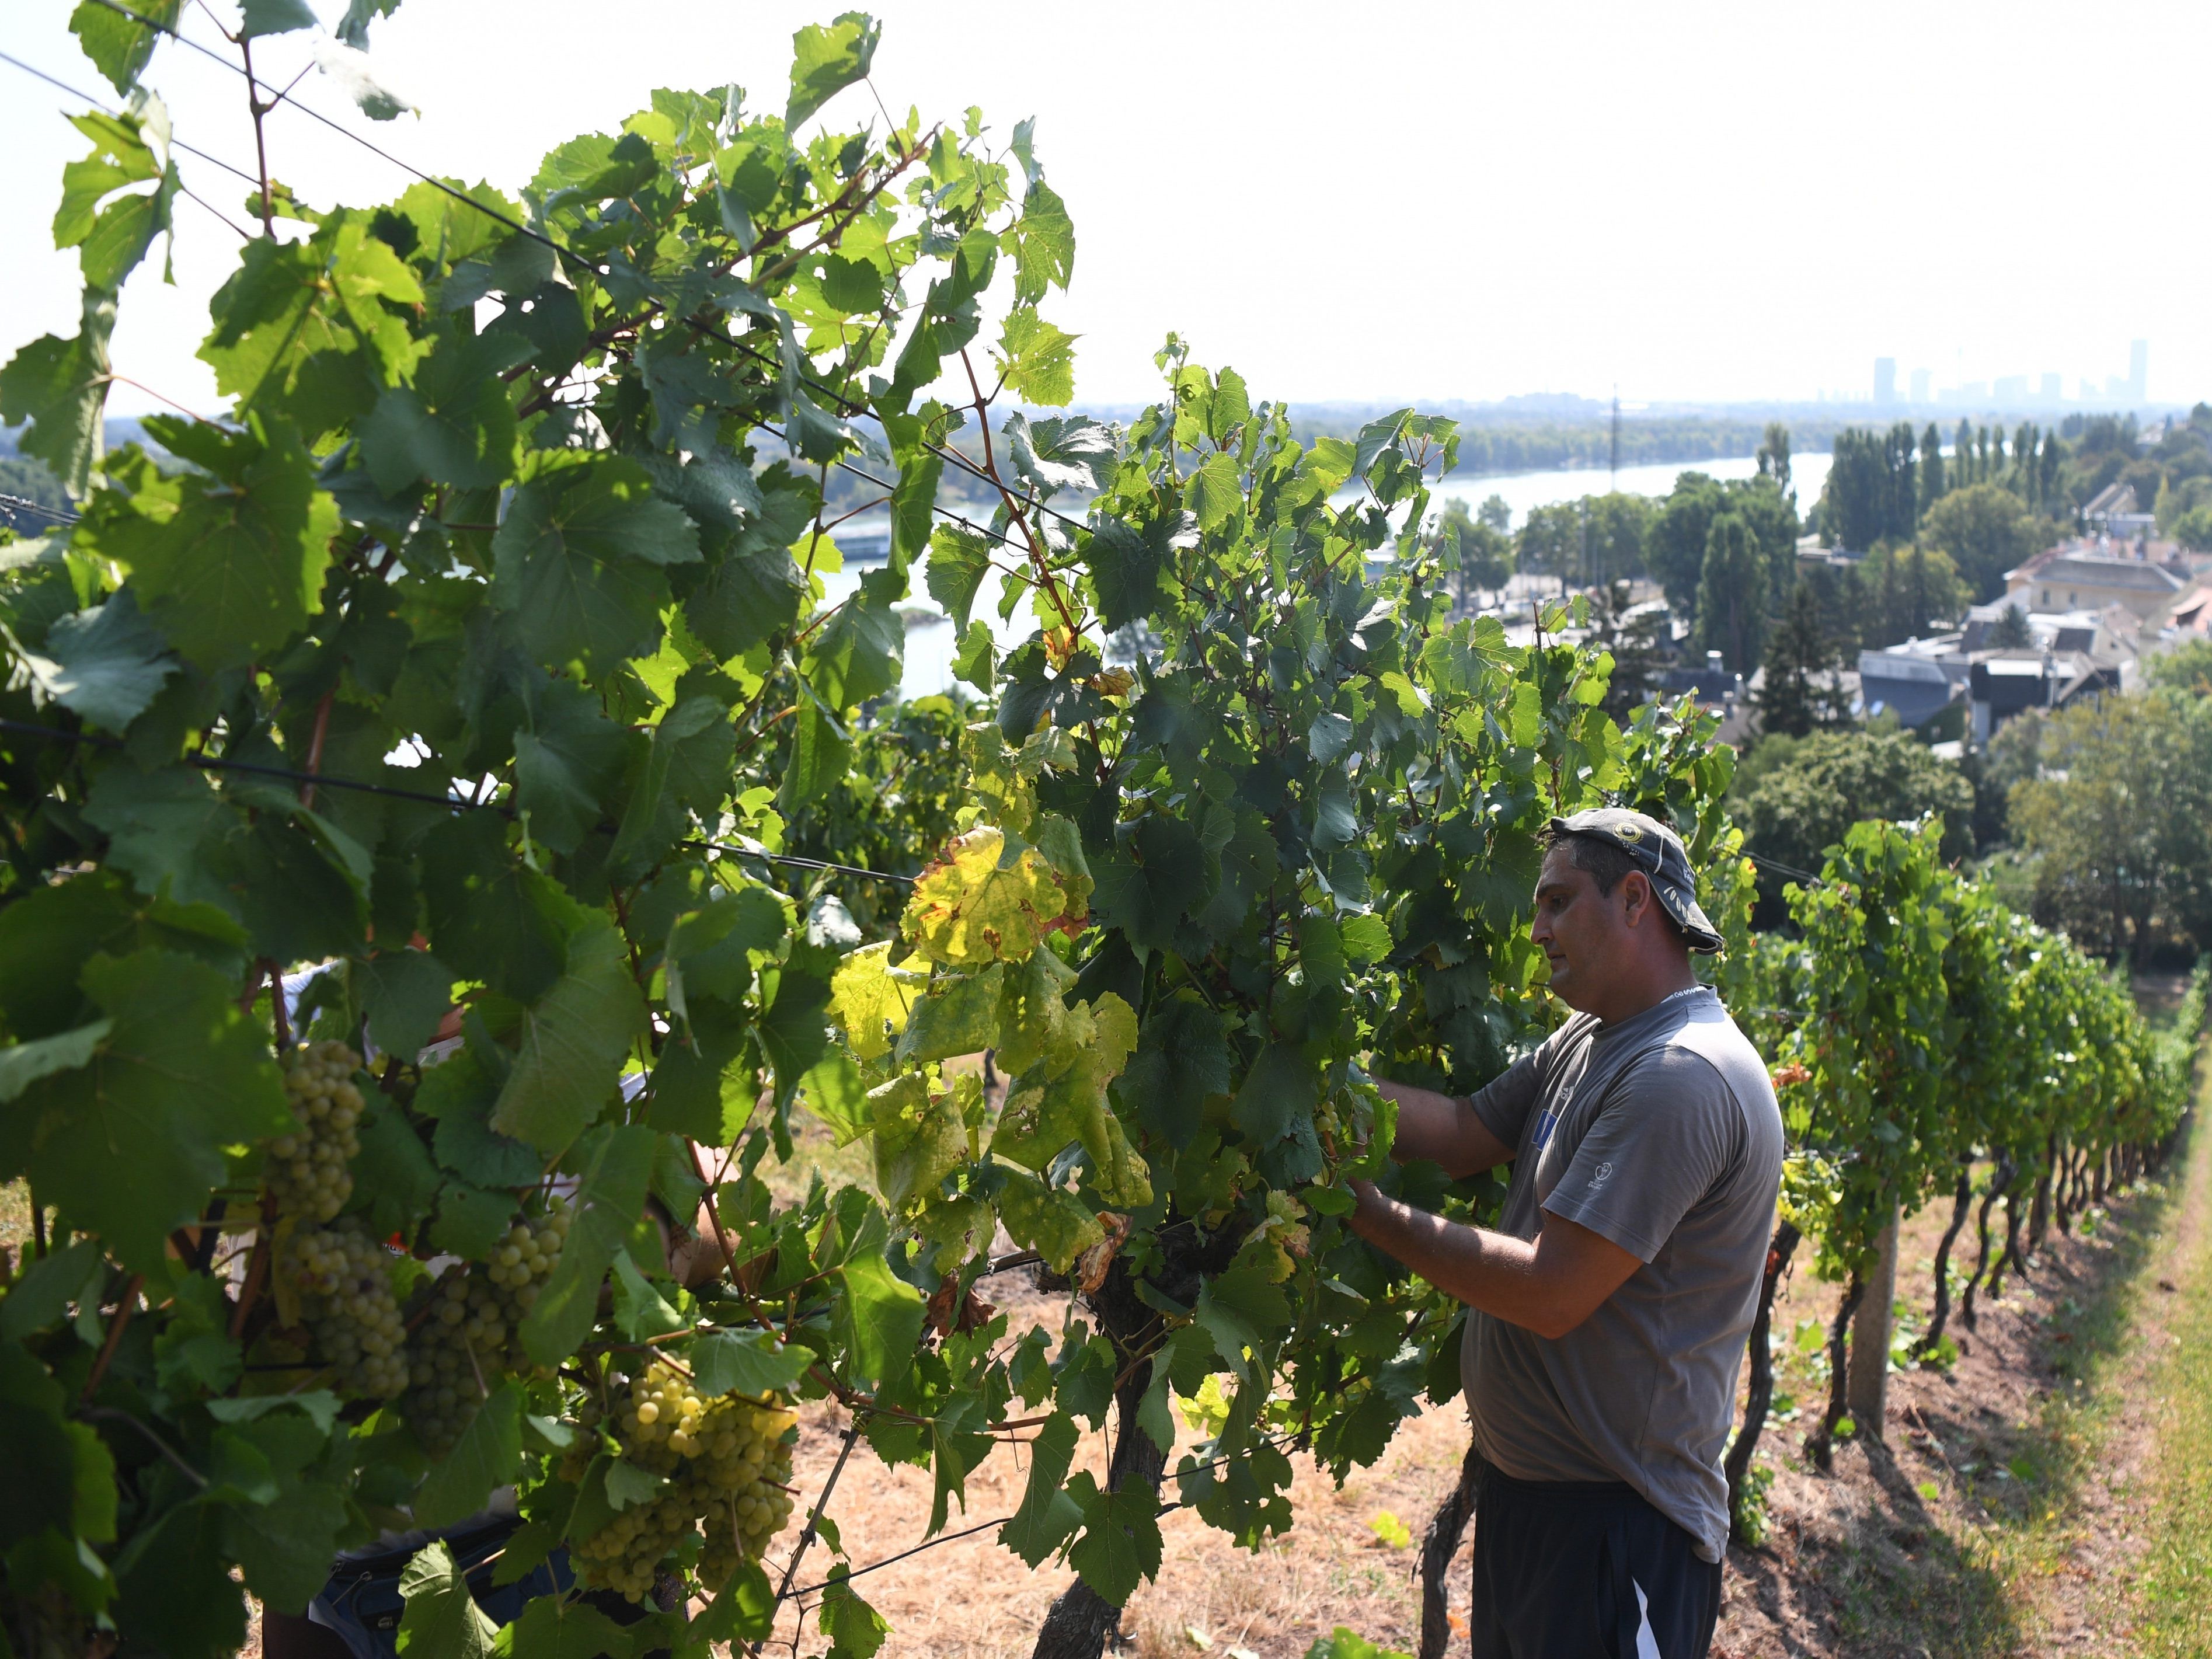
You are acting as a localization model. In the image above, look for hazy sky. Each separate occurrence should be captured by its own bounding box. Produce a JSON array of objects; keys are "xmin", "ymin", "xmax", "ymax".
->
[{"xmin": 3, "ymin": 0, "xmax": 2204, "ymax": 419}]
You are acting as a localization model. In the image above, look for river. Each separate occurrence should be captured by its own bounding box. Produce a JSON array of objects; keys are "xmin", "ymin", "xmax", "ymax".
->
[{"xmin": 821, "ymin": 449, "xmax": 1834, "ymax": 702}]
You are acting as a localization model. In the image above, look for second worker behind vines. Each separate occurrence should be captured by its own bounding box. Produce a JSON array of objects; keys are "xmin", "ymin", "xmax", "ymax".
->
[{"xmin": 1345, "ymin": 809, "xmax": 1783, "ymax": 1659}]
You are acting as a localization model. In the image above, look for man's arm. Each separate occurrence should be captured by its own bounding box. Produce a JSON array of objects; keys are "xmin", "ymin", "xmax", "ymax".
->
[
  {"xmin": 1374, "ymin": 1078, "xmax": 1517, "ymax": 1178},
  {"xmin": 1344, "ymin": 1179, "xmax": 1642, "ymax": 1340}
]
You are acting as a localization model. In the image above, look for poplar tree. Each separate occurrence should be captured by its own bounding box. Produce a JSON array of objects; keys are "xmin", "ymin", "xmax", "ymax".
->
[
  {"xmin": 1698, "ymin": 511, "xmax": 1765, "ymax": 671},
  {"xmin": 1920, "ymin": 421, "xmax": 1947, "ymax": 516}
]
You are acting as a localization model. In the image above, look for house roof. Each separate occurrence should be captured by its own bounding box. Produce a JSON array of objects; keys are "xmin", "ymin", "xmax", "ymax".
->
[
  {"xmin": 2008, "ymin": 553, "xmax": 2185, "ymax": 595},
  {"xmin": 2085, "ymin": 481, "xmax": 2140, "ymax": 517}
]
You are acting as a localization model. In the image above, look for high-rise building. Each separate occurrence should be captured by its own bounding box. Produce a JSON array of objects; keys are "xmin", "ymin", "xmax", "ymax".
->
[
  {"xmin": 1873, "ymin": 357, "xmax": 1897, "ymax": 406},
  {"xmin": 2040, "ymin": 372, "xmax": 2061, "ymax": 403},
  {"xmin": 1995, "ymin": 375, "xmax": 2028, "ymax": 405},
  {"xmin": 1910, "ymin": 368, "xmax": 1931, "ymax": 403},
  {"xmin": 2129, "ymin": 339, "xmax": 2148, "ymax": 403}
]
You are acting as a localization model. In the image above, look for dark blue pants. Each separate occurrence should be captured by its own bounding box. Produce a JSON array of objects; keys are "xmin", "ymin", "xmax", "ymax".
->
[{"xmin": 1470, "ymin": 1462, "xmax": 1722, "ymax": 1659}]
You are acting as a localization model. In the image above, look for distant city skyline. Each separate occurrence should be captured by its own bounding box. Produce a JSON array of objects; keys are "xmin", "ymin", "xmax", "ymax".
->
[{"xmin": 1855, "ymin": 340, "xmax": 2157, "ymax": 413}]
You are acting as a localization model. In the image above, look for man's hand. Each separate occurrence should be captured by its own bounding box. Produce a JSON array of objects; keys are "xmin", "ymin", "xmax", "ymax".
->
[{"xmin": 1346, "ymin": 1179, "xmax": 1642, "ymax": 1340}]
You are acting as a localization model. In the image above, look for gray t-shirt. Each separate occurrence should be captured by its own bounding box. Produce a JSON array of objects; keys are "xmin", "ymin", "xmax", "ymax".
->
[{"xmin": 1458, "ymin": 985, "xmax": 1782, "ymax": 1562}]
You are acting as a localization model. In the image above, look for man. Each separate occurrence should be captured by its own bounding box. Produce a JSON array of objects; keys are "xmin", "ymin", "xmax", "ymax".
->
[{"xmin": 1347, "ymin": 809, "xmax": 1782, "ymax": 1659}]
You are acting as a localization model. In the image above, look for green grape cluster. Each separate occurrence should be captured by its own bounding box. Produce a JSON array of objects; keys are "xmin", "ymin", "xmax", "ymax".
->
[
  {"xmin": 561, "ymin": 1360, "xmax": 799, "ymax": 1602},
  {"xmin": 264, "ymin": 1041, "xmax": 365, "ymax": 1224},
  {"xmin": 403, "ymin": 1200, "xmax": 571, "ymax": 1455},
  {"xmin": 281, "ymin": 1218, "xmax": 407, "ymax": 1399}
]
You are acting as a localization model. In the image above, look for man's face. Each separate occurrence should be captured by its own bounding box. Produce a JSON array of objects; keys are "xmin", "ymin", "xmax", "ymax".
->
[{"xmin": 1530, "ymin": 846, "xmax": 1635, "ymax": 1010}]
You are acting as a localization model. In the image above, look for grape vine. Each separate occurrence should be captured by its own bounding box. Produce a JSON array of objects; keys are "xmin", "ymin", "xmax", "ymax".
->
[{"xmin": 0, "ymin": 8, "xmax": 2196, "ymax": 1659}]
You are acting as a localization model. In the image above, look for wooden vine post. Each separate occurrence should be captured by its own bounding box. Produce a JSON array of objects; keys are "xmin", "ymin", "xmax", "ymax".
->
[{"xmin": 1845, "ymin": 1204, "xmax": 1899, "ymax": 1438}]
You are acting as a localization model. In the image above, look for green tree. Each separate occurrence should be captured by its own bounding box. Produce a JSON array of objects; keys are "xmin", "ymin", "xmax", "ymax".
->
[
  {"xmin": 1918, "ymin": 420, "xmax": 1946, "ymax": 517},
  {"xmin": 1649, "ymin": 472, "xmax": 1797, "ymax": 627},
  {"xmin": 2174, "ymin": 504, "xmax": 2212, "ymax": 552},
  {"xmin": 1955, "ymin": 417, "xmax": 1977, "ymax": 486},
  {"xmin": 2147, "ymin": 637, "xmax": 2212, "ymax": 694},
  {"xmin": 1431, "ymin": 496, "xmax": 1512, "ymax": 607},
  {"xmin": 1989, "ymin": 602, "xmax": 2033, "ymax": 649},
  {"xmin": 1476, "ymin": 493, "xmax": 1511, "ymax": 532},
  {"xmin": 1922, "ymin": 481, "xmax": 2045, "ymax": 601},
  {"xmin": 1819, "ymin": 422, "xmax": 1917, "ymax": 550},
  {"xmin": 2006, "ymin": 691, "xmax": 2212, "ymax": 960},
  {"xmin": 1757, "ymin": 421, "xmax": 1792, "ymax": 494},
  {"xmin": 1697, "ymin": 511, "xmax": 1765, "ymax": 671},
  {"xmin": 1733, "ymin": 729, "xmax": 1975, "ymax": 901},
  {"xmin": 1587, "ymin": 577, "xmax": 1670, "ymax": 719},
  {"xmin": 1756, "ymin": 579, "xmax": 1849, "ymax": 738}
]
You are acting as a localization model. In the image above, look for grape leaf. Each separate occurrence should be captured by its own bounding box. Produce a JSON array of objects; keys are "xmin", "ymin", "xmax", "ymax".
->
[
  {"xmin": 827, "ymin": 941, "xmax": 924, "ymax": 1062},
  {"xmin": 1006, "ymin": 180, "xmax": 1075, "ymax": 305},
  {"xmin": 786, "ymin": 13, "xmax": 880, "ymax": 127},
  {"xmin": 411, "ymin": 1382, "xmax": 522, "ymax": 1529},
  {"xmin": 1192, "ymin": 1267, "xmax": 1288, "ymax": 1381},
  {"xmin": 395, "ymin": 1539, "xmax": 498, "ymax": 1657},
  {"xmin": 993, "ymin": 1169, "xmax": 1103, "ymax": 1274},
  {"xmin": 831, "ymin": 1206, "xmax": 925, "ymax": 1390},
  {"xmin": 419, "ymin": 812, "xmax": 572, "ymax": 1005},
  {"xmin": 490, "ymin": 916, "xmax": 645, "ymax": 1154},
  {"xmin": 0, "ymin": 287, "xmax": 116, "ymax": 496},
  {"xmin": 866, "ymin": 1074, "xmax": 964, "ymax": 1211},
  {"xmin": 359, "ymin": 329, "xmax": 528, "ymax": 493},
  {"xmin": 81, "ymin": 416, "xmax": 337, "ymax": 670},
  {"xmin": 23, "ymin": 588, "xmax": 178, "ymax": 732},
  {"xmin": 239, "ymin": 0, "xmax": 318, "ymax": 38},
  {"xmin": 429, "ymin": 1183, "xmax": 517, "ymax": 1260},
  {"xmin": 353, "ymin": 948, "xmax": 452, "ymax": 1060},
  {"xmin": 817, "ymin": 1566, "xmax": 890, "ymax": 1659},
  {"xmin": 690, "ymin": 1327, "xmax": 810, "ymax": 1399},
  {"xmin": 519, "ymin": 1124, "xmax": 654, "ymax": 1367},
  {"xmin": 112, "ymin": 1501, "xmax": 249, "ymax": 1658},
  {"xmin": 5, "ymin": 950, "xmax": 290, "ymax": 1273},
  {"xmin": 499, "ymin": 1595, "xmax": 639, "ymax": 1659},
  {"xmin": 490, "ymin": 457, "xmax": 701, "ymax": 670},
  {"xmin": 70, "ymin": 0, "xmax": 183, "ymax": 94},
  {"xmin": 996, "ymin": 307, "xmax": 1077, "ymax": 408},
  {"xmin": 923, "ymin": 526, "xmax": 990, "ymax": 633},
  {"xmin": 990, "ymin": 992, "xmax": 1148, "ymax": 1206},
  {"xmin": 53, "ymin": 102, "xmax": 177, "ymax": 292},
  {"xmin": 903, "ymin": 827, "xmax": 1087, "ymax": 967},
  {"xmin": 1064, "ymin": 1472, "xmax": 1164, "ymax": 1606},
  {"xmin": 608, "ymin": 1250, "xmax": 686, "ymax": 1341},
  {"xmin": 0, "ymin": 1022, "xmax": 112, "ymax": 1107},
  {"xmin": 352, "ymin": 1095, "xmax": 442, "ymax": 1239},
  {"xmin": 0, "ymin": 870, "xmax": 246, "ymax": 1040}
]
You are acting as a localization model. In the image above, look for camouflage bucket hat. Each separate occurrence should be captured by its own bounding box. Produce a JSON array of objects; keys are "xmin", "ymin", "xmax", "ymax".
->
[{"xmin": 1548, "ymin": 807, "xmax": 1725, "ymax": 953}]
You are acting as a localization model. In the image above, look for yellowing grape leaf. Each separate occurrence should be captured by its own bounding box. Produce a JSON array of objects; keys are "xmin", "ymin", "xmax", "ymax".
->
[
  {"xmin": 867, "ymin": 1074, "xmax": 967, "ymax": 1212},
  {"xmin": 994, "ymin": 1167, "xmax": 1104, "ymax": 1274},
  {"xmin": 902, "ymin": 827, "xmax": 1086, "ymax": 967},
  {"xmin": 994, "ymin": 949, "xmax": 1078, "ymax": 1075},
  {"xmin": 959, "ymin": 723, "xmax": 1033, "ymax": 836},
  {"xmin": 990, "ymin": 991, "xmax": 1148, "ymax": 1207},
  {"xmin": 830, "ymin": 940, "xmax": 924, "ymax": 1061}
]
